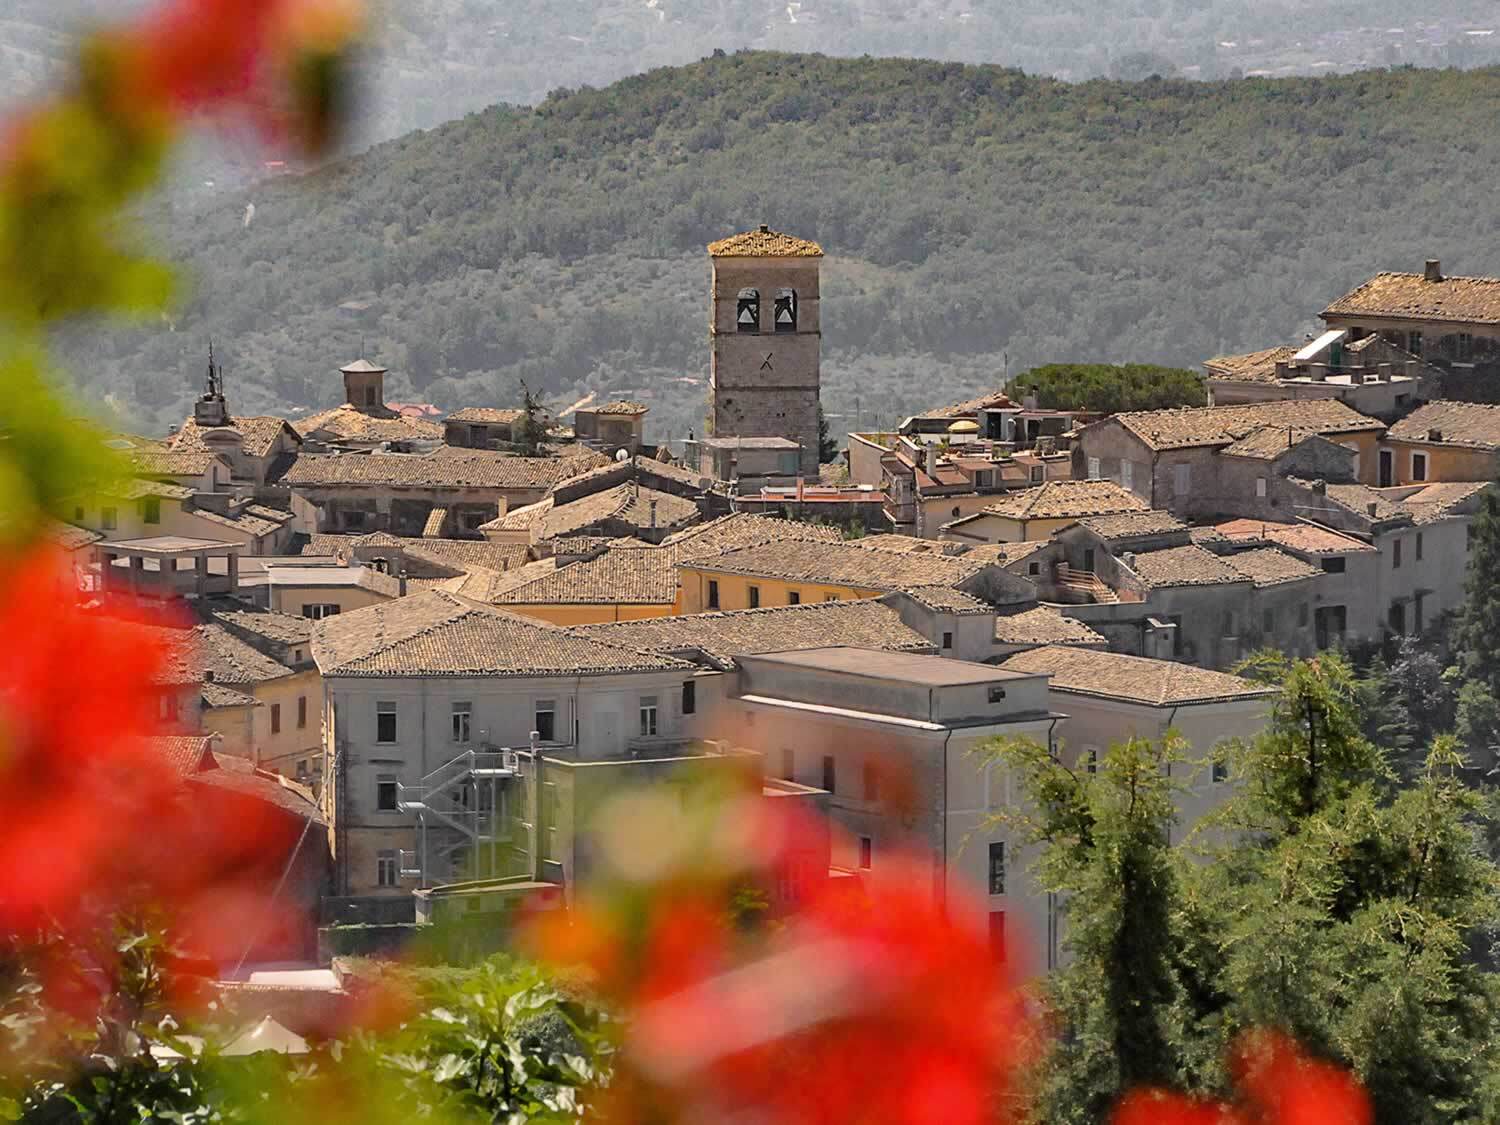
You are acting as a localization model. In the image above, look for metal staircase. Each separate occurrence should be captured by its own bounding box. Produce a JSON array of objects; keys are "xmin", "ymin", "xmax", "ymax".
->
[{"xmin": 397, "ymin": 748, "xmax": 529, "ymax": 887}]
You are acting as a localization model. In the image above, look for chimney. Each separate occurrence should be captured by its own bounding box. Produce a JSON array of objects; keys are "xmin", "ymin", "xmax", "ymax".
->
[
  {"xmin": 398, "ymin": 566, "xmax": 408, "ymax": 597},
  {"xmin": 1425, "ymin": 259, "xmax": 1444, "ymax": 283},
  {"xmin": 796, "ymin": 476, "xmax": 805, "ymax": 502},
  {"xmin": 758, "ymin": 223, "xmax": 770, "ymax": 233},
  {"xmin": 1274, "ymin": 361, "xmax": 1291, "ymax": 380},
  {"xmin": 1309, "ymin": 363, "xmax": 1328, "ymax": 382},
  {"xmin": 1367, "ymin": 501, "xmax": 1378, "ymax": 517},
  {"xmin": 1428, "ymin": 428, "xmax": 1443, "ymax": 442},
  {"xmin": 923, "ymin": 444, "xmax": 936, "ymax": 476},
  {"xmin": 1311, "ymin": 480, "xmax": 1326, "ymax": 496},
  {"xmin": 649, "ymin": 498, "xmax": 658, "ymax": 529}
]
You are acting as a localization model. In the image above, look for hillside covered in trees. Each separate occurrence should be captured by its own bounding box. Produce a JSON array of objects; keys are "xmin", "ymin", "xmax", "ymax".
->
[{"xmin": 64, "ymin": 54, "xmax": 1500, "ymax": 443}]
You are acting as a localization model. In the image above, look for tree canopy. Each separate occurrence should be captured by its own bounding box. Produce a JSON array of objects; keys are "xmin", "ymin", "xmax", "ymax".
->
[{"xmin": 1006, "ymin": 363, "xmax": 1206, "ymax": 414}]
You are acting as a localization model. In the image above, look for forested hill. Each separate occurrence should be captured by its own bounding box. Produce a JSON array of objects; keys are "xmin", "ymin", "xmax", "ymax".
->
[{"xmin": 68, "ymin": 54, "xmax": 1500, "ymax": 442}]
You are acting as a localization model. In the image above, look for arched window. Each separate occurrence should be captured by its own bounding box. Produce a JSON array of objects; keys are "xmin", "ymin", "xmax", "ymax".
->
[
  {"xmin": 737, "ymin": 288, "xmax": 760, "ymax": 333},
  {"xmin": 774, "ymin": 288, "xmax": 798, "ymax": 332}
]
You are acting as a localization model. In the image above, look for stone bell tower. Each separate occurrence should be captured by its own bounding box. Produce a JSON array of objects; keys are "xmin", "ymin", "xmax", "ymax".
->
[
  {"xmin": 708, "ymin": 224, "xmax": 823, "ymax": 477},
  {"xmin": 341, "ymin": 358, "xmax": 387, "ymax": 411}
]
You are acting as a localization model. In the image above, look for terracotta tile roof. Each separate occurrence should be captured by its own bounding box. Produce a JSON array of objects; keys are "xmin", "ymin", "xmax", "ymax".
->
[
  {"xmin": 132, "ymin": 448, "xmax": 218, "ymax": 477},
  {"xmin": 206, "ymin": 603, "xmax": 315, "ymax": 646},
  {"xmin": 294, "ymin": 404, "xmax": 444, "ymax": 443},
  {"xmin": 48, "ymin": 523, "xmax": 103, "ymax": 551},
  {"xmin": 573, "ymin": 600, "xmax": 931, "ymax": 667},
  {"xmin": 1077, "ymin": 510, "xmax": 1186, "ymax": 542},
  {"xmin": 550, "ymin": 456, "xmax": 711, "ymax": 503},
  {"xmin": 1387, "ymin": 401, "xmax": 1500, "ymax": 449},
  {"xmin": 192, "ymin": 754, "xmax": 324, "ymax": 822},
  {"xmin": 539, "ymin": 483, "xmax": 701, "ymax": 541},
  {"xmin": 106, "ymin": 479, "xmax": 194, "ymax": 502},
  {"xmin": 201, "ymin": 681, "xmax": 259, "ymax": 709},
  {"xmin": 170, "ymin": 416, "xmax": 301, "ymax": 459},
  {"xmin": 916, "ymin": 388, "xmax": 1017, "ymax": 420},
  {"xmin": 859, "ymin": 534, "xmax": 967, "ymax": 556},
  {"xmin": 434, "ymin": 561, "xmax": 558, "ymax": 602},
  {"xmin": 1220, "ymin": 547, "xmax": 1322, "ymax": 587},
  {"xmin": 661, "ymin": 514, "xmax": 842, "ymax": 559},
  {"xmin": 976, "ymin": 480, "xmax": 1149, "ymax": 521},
  {"xmin": 1128, "ymin": 545, "xmax": 1251, "ymax": 589},
  {"xmin": 707, "ymin": 226, "xmax": 823, "ymax": 257},
  {"xmin": 283, "ymin": 451, "xmax": 585, "ymax": 490},
  {"xmin": 312, "ymin": 590, "xmax": 692, "ymax": 677},
  {"xmin": 184, "ymin": 623, "xmax": 294, "ymax": 685},
  {"xmin": 1202, "ymin": 346, "xmax": 1298, "ymax": 384},
  {"xmin": 420, "ymin": 506, "xmax": 448, "ymax": 537},
  {"xmin": 396, "ymin": 537, "xmax": 531, "ymax": 573},
  {"xmin": 445, "ymin": 407, "xmax": 524, "ymax": 425},
  {"xmin": 582, "ymin": 400, "xmax": 649, "ymax": 415},
  {"xmin": 1000, "ymin": 645, "xmax": 1274, "ymax": 706},
  {"xmin": 993, "ymin": 606, "xmax": 1107, "ymax": 649},
  {"xmin": 960, "ymin": 540, "xmax": 1048, "ymax": 567},
  {"xmin": 1323, "ymin": 271, "xmax": 1500, "ymax": 325},
  {"xmin": 1219, "ymin": 425, "xmax": 1321, "ymax": 460},
  {"xmin": 898, "ymin": 585, "xmax": 993, "ymax": 614},
  {"xmin": 1213, "ymin": 519, "xmax": 1376, "ymax": 555},
  {"xmin": 150, "ymin": 735, "xmax": 216, "ymax": 778},
  {"xmin": 682, "ymin": 538, "xmax": 987, "ymax": 592},
  {"xmin": 1108, "ymin": 400, "xmax": 1383, "ymax": 452},
  {"xmin": 192, "ymin": 503, "xmax": 293, "ymax": 538},
  {"xmin": 1322, "ymin": 481, "xmax": 1489, "ymax": 526},
  {"xmin": 481, "ymin": 497, "xmax": 553, "ymax": 532},
  {"xmin": 491, "ymin": 546, "xmax": 679, "ymax": 606}
]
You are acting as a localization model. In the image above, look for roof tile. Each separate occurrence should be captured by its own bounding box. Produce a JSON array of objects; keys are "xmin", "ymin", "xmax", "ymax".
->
[{"xmin": 1000, "ymin": 645, "xmax": 1274, "ymax": 705}]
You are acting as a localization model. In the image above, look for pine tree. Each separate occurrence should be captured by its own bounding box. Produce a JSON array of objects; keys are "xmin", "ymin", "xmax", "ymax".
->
[
  {"xmin": 1457, "ymin": 482, "xmax": 1500, "ymax": 775},
  {"xmin": 514, "ymin": 379, "xmax": 548, "ymax": 456},
  {"xmin": 817, "ymin": 405, "xmax": 838, "ymax": 465}
]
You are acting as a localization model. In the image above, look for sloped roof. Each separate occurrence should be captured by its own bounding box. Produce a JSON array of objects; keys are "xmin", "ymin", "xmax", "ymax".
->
[
  {"xmin": 1220, "ymin": 547, "xmax": 1322, "ymax": 587},
  {"xmin": 572, "ymin": 600, "xmax": 931, "ymax": 667},
  {"xmin": 293, "ymin": 404, "xmax": 444, "ymax": 443},
  {"xmin": 707, "ymin": 226, "xmax": 823, "ymax": 257},
  {"xmin": 204, "ymin": 602, "xmax": 316, "ymax": 646},
  {"xmin": 312, "ymin": 590, "xmax": 693, "ymax": 677},
  {"xmin": 580, "ymin": 400, "xmax": 649, "ymax": 416},
  {"xmin": 858, "ymin": 534, "xmax": 965, "ymax": 556},
  {"xmin": 1219, "ymin": 425, "xmax": 1322, "ymax": 461},
  {"xmin": 150, "ymin": 735, "xmax": 216, "ymax": 778},
  {"xmin": 975, "ymin": 480, "xmax": 1149, "ymax": 521},
  {"xmin": 661, "ymin": 513, "xmax": 842, "ymax": 559},
  {"xmin": 283, "ymin": 451, "xmax": 584, "ymax": 490},
  {"xmin": 1213, "ymin": 519, "xmax": 1376, "ymax": 556},
  {"xmin": 1077, "ymin": 510, "xmax": 1186, "ymax": 542},
  {"xmin": 490, "ymin": 547, "xmax": 679, "ymax": 606},
  {"xmin": 898, "ymin": 585, "xmax": 993, "ymax": 615},
  {"xmin": 1323, "ymin": 271, "xmax": 1500, "ymax": 325},
  {"xmin": 961, "ymin": 540, "xmax": 1049, "ymax": 567},
  {"xmin": 1108, "ymin": 400, "xmax": 1383, "ymax": 452},
  {"xmin": 340, "ymin": 358, "xmax": 387, "ymax": 374},
  {"xmin": 1387, "ymin": 401, "xmax": 1500, "ymax": 449},
  {"xmin": 993, "ymin": 606, "xmax": 1107, "ymax": 649},
  {"xmin": 683, "ymin": 538, "xmax": 987, "ymax": 591},
  {"xmin": 539, "ymin": 483, "xmax": 700, "ymax": 541},
  {"xmin": 182, "ymin": 624, "xmax": 294, "ymax": 685},
  {"xmin": 446, "ymin": 407, "xmax": 524, "ymax": 425},
  {"xmin": 1000, "ymin": 646, "xmax": 1274, "ymax": 706},
  {"xmin": 1202, "ymin": 346, "xmax": 1299, "ymax": 384},
  {"xmin": 132, "ymin": 448, "xmax": 219, "ymax": 477},
  {"xmin": 170, "ymin": 416, "xmax": 300, "ymax": 459},
  {"xmin": 1128, "ymin": 545, "xmax": 1252, "ymax": 589},
  {"xmin": 1323, "ymin": 481, "xmax": 1489, "ymax": 526},
  {"xmin": 916, "ymin": 389, "xmax": 1017, "ymax": 420}
]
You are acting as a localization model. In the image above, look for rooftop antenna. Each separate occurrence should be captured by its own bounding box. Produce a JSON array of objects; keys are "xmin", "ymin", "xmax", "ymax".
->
[{"xmin": 206, "ymin": 340, "xmax": 223, "ymax": 399}]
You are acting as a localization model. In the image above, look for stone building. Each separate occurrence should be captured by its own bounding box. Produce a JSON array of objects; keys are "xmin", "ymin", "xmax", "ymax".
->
[
  {"xmin": 295, "ymin": 360, "xmax": 445, "ymax": 451},
  {"xmin": 708, "ymin": 225, "xmax": 823, "ymax": 478},
  {"xmin": 1322, "ymin": 260, "xmax": 1500, "ymax": 401},
  {"xmin": 940, "ymin": 480, "xmax": 1149, "ymax": 543},
  {"xmin": 1381, "ymin": 401, "xmax": 1500, "ymax": 486},
  {"xmin": 443, "ymin": 408, "xmax": 525, "ymax": 450},
  {"xmin": 573, "ymin": 401, "xmax": 649, "ymax": 457},
  {"xmin": 1203, "ymin": 331, "xmax": 1433, "ymax": 419}
]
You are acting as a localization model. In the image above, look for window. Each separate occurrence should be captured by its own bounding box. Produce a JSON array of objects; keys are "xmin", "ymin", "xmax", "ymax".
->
[
  {"xmin": 1412, "ymin": 451, "xmax": 1428, "ymax": 482},
  {"xmin": 1262, "ymin": 609, "xmax": 1274, "ymax": 635},
  {"xmin": 736, "ymin": 287, "xmax": 760, "ymax": 333},
  {"xmin": 1408, "ymin": 330, "xmax": 1423, "ymax": 356},
  {"xmin": 297, "ymin": 695, "xmax": 308, "ymax": 729},
  {"xmin": 376, "ymin": 850, "xmax": 398, "ymax": 887},
  {"xmin": 101, "ymin": 506, "xmax": 117, "ymax": 531},
  {"xmin": 1173, "ymin": 463, "xmax": 1191, "ymax": 497},
  {"xmin": 988, "ymin": 686, "xmax": 1007, "ymax": 703},
  {"xmin": 788, "ymin": 590, "xmax": 801, "ymax": 605},
  {"xmin": 707, "ymin": 579, "xmax": 720, "ymax": 609},
  {"xmin": 1416, "ymin": 532, "xmax": 1424, "ymax": 561},
  {"xmin": 781, "ymin": 748, "xmax": 795, "ymax": 781},
  {"xmin": 1120, "ymin": 460, "xmax": 1133, "ymax": 490},
  {"xmin": 376, "ymin": 701, "xmax": 397, "ymax": 743},
  {"xmin": 773, "ymin": 288, "xmax": 797, "ymax": 333},
  {"xmin": 1470, "ymin": 524, "xmax": 1478, "ymax": 551},
  {"xmin": 821, "ymin": 755, "xmax": 836, "ymax": 794},
  {"xmin": 376, "ymin": 776, "xmax": 398, "ymax": 811},
  {"xmin": 159, "ymin": 692, "xmax": 179, "ymax": 722},
  {"xmin": 142, "ymin": 497, "xmax": 161, "ymax": 524},
  {"xmin": 988, "ymin": 841, "xmax": 1006, "ymax": 895},
  {"xmin": 534, "ymin": 700, "xmax": 556, "ymax": 742},
  {"xmin": 942, "ymin": 631, "xmax": 954, "ymax": 650},
  {"xmin": 823, "ymin": 593, "xmax": 839, "ymax": 602},
  {"xmin": 270, "ymin": 703, "xmax": 281, "ymax": 734},
  {"xmin": 294, "ymin": 648, "xmax": 304, "ymax": 662},
  {"xmin": 1393, "ymin": 538, "xmax": 1403, "ymax": 569},
  {"xmin": 748, "ymin": 585, "xmax": 760, "ymax": 609},
  {"xmin": 1255, "ymin": 477, "xmax": 1267, "ymax": 498},
  {"xmin": 1087, "ymin": 456, "xmax": 1101, "ymax": 480},
  {"xmin": 74, "ymin": 506, "xmax": 84, "ymax": 523},
  {"xmin": 1415, "ymin": 592, "xmax": 1426, "ymax": 634},
  {"xmin": 295, "ymin": 760, "xmax": 309, "ymax": 782},
  {"xmin": 863, "ymin": 760, "xmax": 879, "ymax": 802},
  {"xmin": 1299, "ymin": 602, "xmax": 1309, "ymax": 628},
  {"xmin": 1459, "ymin": 332, "xmax": 1474, "ymax": 360},
  {"xmin": 952, "ymin": 506, "xmax": 961, "ymax": 519},
  {"xmin": 681, "ymin": 680, "xmax": 696, "ymax": 715},
  {"xmin": 1222, "ymin": 612, "xmax": 1235, "ymax": 636},
  {"xmin": 451, "ymin": 701, "xmax": 472, "ymax": 743},
  {"xmin": 639, "ymin": 696, "xmax": 659, "ymax": 737},
  {"xmin": 858, "ymin": 836, "xmax": 872, "ymax": 870},
  {"xmin": 1315, "ymin": 605, "xmax": 1347, "ymax": 648},
  {"xmin": 1321, "ymin": 557, "xmax": 1346, "ymax": 574},
  {"xmin": 1085, "ymin": 748, "xmax": 1098, "ymax": 775},
  {"xmin": 302, "ymin": 603, "xmax": 341, "ymax": 620},
  {"xmin": 1212, "ymin": 754, "xmax": 1229, "ymax": 784},
  {"xmin": 1389, "ymin": 601, "xmax": 1407, "ymax": 635}
]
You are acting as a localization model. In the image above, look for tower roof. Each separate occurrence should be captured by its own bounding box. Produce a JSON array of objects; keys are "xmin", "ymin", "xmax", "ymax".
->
[
  {"xmin": 708, "ymin": 224, "xmax": 823, "ymax": 258},
  {"xmin": 340, "ymin": 358, "xmax": 388, "ymax": 374}
]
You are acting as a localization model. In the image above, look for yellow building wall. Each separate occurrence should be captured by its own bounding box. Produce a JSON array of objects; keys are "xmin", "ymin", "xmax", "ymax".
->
[
  {"xmin": 920, "ymin": 493, "xmax": 1014, "ymax": 539},
  {"xmin": 677, "ymin": 568, "xmax": 882, "ymax": 614},
  {"xmin": 77, "ymin": 495, "xmax": 259, "ymax": 549},
  {"xmin": 1382, "ymin": 441, "xmax": 1495, "ymax": 485},
  {"xmin": 254, "ymin": 669, "xmax": 324, "ymax": 778},
  {"xmin": 268, "ymin": 585, "xmax": 393, "ymax": 617},
  {"xmin": 498, "ymin": 602, "xmax": 676, "ymax": 627},
  {"xmin": 201, "ymin": 702, "xmax": 256, "ymax": 759},
  {"xmin": 1343, "ymin": 431, "xmax": 1382, "ymax": 486}
]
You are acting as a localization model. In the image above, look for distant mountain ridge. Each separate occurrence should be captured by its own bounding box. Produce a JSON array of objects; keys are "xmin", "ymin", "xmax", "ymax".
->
[{"xmin": 55, "ymin": 53, "xmax": 1500, "ymax": 444}]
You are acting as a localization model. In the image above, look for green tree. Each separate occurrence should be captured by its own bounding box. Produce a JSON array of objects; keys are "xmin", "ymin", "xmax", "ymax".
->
[
  {"xmin": 1006, "ymin": 364, "xmax": 1206, "ymax": 415},
  {"xmin": 817, "ymin": 404, "xmax": 838, "ymax": 464},
  {"xmin": 1457, "ymin": 482, "xmax": 1500, "ymax": 775},
  {"xmin": 513, "ymin": 379, "xmax": 549, "ymax": 456},
  {"xmin": 982, "ymin": 732, "xmax": 1199, "ymax": 1122}
]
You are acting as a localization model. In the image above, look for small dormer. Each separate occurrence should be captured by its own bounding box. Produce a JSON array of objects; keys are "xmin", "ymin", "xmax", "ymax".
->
[{"xmin": 341, "ymin": 358, "xmax": 387, "ymax": 411}]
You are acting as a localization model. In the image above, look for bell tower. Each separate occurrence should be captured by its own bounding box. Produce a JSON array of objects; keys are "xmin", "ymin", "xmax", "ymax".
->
[
  {"xmin": 341, "ymin": 358, "xmax": 387, "ymax": 412},
  {"xmin": 708, "ymin": 224, "xmax": 823, "ymax": 476}
]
